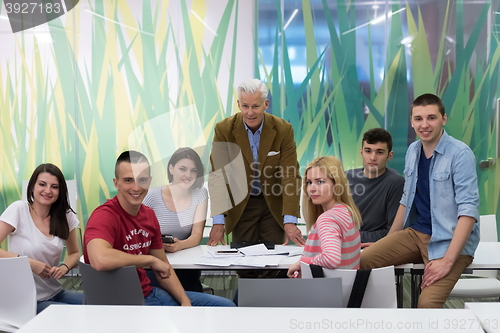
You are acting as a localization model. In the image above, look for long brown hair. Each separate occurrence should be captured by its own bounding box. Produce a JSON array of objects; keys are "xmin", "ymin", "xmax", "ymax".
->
[
  {"xmin": 302, "ymin": 156, "xmax": 362, "ymax": 232},
  {"xmin": 27, "ymin": 163, "xmax": 75, "ymax": 239}
]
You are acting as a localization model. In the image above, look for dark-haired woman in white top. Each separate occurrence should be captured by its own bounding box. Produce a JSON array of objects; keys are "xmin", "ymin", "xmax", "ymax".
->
[{"xmin": 0, "ymin": 163, "xmax": 83, "ymax": 313}]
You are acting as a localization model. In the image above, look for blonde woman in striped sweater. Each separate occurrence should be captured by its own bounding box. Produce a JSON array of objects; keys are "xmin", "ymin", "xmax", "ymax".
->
[{"xmin": 287, "ymin": 156, "xmax": 362, "ymax": 278}]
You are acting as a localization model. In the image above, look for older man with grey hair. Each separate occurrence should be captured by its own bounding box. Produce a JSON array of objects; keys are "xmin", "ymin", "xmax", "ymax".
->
[{"xmin": 208, "ymin": 79, "xmax": 305, "ymax": 258}]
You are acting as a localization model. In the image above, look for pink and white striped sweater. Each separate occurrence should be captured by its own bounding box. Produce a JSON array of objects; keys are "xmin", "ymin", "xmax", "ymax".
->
[{"xmin": 300, "ymin": 204, "xmax": 360, "ymax": 269}]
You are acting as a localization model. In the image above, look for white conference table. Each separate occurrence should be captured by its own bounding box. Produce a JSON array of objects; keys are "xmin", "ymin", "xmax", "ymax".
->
[
  {"xmin": 167, "ymin": 245, "xmax": 411, "ymax": 307},
  {"xmin": 165, "ymin": 245, "xmax": 414, "ymax": 270},
  {"xmin": 464, "ymin": 302, "xmax": 500, "ymax": 333},
  {"xmin": 17, "ymin": 304, "xmax": 485, "ymax": 333},
  {"xmin": 166, "ymin": 244, "xmax": 300, "ymax": 269}
]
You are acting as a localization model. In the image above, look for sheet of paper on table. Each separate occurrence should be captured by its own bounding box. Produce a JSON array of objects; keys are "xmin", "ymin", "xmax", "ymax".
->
[
  {"xmin": 193, "ymin": 254, "xmax": 284, "ymax": 267},
  {"xmin": 192, "ymin": 244, "xmax": 302, "ymax": 267},
  {"xmin": 238, "ymin": 244, "xmax": 303, "ymax": 257},
  {"xmin": 192, "ymin": 255, "xmax": 239, "ymax": 267},
  {"xmin": 237, "ymin": 243, "xmax": 271, "ymax": 256},
  {"xmin": 273, "ymin": 245, "xmax": 303, "ymax": 257}
]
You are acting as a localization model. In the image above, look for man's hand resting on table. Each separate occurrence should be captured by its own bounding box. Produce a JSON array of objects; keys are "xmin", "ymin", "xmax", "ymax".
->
[
  {"xmin": 283, "ymin": 223, "xmax": 306, "ymax": 246},
  {"xmin": 208, "ymin": 224, "xmax": 227, "ymax": 246}
]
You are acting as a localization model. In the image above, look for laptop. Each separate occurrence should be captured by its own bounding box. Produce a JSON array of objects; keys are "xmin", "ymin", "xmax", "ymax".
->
[{"xmin": 238, "ymin": 277, "xmax": 343, "ymax": 308}]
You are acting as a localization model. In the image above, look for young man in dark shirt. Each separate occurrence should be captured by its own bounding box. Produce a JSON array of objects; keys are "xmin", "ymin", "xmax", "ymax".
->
[{"xmin": 346, "ymin": 128, "xmax": 404, "ymax": 246}]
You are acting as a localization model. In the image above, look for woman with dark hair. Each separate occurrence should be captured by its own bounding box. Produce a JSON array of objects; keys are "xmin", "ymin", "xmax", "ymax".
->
[
  {"xmin": 143, "ymin": 147, "xmax": 207, "ymax": 292},
  {"xmin": 0, "ymin": 163, "xmax": 83, "ymax": 313}
]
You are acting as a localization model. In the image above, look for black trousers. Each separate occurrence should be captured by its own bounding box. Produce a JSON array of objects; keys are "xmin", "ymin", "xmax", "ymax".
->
[{"xmin": 146, "ymin": 268, "xmax": 203, "ymax": 293}]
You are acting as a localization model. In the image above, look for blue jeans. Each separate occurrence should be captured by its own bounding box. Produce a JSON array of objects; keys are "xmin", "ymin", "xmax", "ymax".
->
[
  {"xmin": 144, "ymin": 287, "xmax": 235, "ymax": 307},
  {"xmin": 37, "ymin": 289, "xmax": 84, "ymax": 313}
]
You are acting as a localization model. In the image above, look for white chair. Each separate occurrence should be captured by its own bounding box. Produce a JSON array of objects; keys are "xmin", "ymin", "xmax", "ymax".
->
[
  {"xmin": 301, "ymin": 263, "xmax": 397, "ymax": 308},
  {"xmin": 449, "ymin": 214, "xmax": 500, "ymax": 299},
  {"xmin": 0, "ymin": 256, "xmax": 36, "ymax": 332},
  {"xmin": 79, "ymin": 262, "xmax": 144, "ymax": 305}
]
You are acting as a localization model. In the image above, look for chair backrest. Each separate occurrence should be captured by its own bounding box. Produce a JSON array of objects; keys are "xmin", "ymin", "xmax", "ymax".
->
[
  {"xmin": 0, "ymin": 257, "xmax": 36, "ymax": 331},
  {"xmin": 300, "ymin": 263, "xmax": 397, "ymax": 308},
  {"xmin": 238, "ymin": 276, "xmax": 344, "ymax": 307},
  {"xmin": 480, "ymin": 214, "xmax": 498, "ymax": 242},
  {"xmin": 79, "ymin": 262, "xmax": 144, "ymax": 305},
  {"xmin": 22, "ymin": 179, "xmax": 78, "ymax": 211},
  {"xmin": 471, "ymin": 215, "xmax": 498, "ymax": 278}
]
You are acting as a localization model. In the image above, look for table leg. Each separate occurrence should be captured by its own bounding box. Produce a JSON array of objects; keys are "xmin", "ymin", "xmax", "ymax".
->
[
  {"xmin": 410, "ymin": 268, "xmax": 423, "ymax": 308},
  {"xmin": 395, "ymin": 268, "xmax": 404, "ymax": 308}
]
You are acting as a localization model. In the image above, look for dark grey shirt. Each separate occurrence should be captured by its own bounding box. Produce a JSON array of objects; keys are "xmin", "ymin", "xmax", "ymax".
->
[{"xmin": 346, "ymin": 168, "xmax": 404, "ymax": 243}]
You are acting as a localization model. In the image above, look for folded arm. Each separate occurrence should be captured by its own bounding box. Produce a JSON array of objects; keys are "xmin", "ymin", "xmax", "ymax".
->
[
  {"xmin": 149, "ymin": 248, "xmax": 191, "ymax": 306},
  {"xmin": 86, "ymin": 238, "xmax": 164, "ymax": 272}
]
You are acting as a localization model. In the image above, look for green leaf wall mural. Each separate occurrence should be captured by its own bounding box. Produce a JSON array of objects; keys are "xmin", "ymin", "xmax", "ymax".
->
[
  {"xmin": 258, "ymin": 0, "xmax": 499, "ymax": 224},
  {"xmin": 0, "ymin": 0, "xmax": 246, "ymax": 228}
]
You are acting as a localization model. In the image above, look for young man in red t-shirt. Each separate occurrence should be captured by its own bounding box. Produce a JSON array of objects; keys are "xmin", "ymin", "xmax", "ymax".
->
[{"xmin": 84, "ymin": 150, "xmax": 234, "ymax": 306}]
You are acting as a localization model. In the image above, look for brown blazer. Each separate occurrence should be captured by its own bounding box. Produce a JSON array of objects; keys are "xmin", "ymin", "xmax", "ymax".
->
[{"xmin": 209, "ymin": 112, "xmax": 301, "ymax": 234}]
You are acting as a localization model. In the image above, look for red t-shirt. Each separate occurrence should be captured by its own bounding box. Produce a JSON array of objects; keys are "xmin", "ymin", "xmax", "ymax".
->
[{"xmin": 83, "ymin": 196, "xmax": 163, "ymax": 297}]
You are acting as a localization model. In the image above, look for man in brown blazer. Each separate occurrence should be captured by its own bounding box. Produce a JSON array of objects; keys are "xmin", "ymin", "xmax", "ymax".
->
[{"xmin": 208, "ymin": 78, "xmax": 305, "ymax": 248}]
